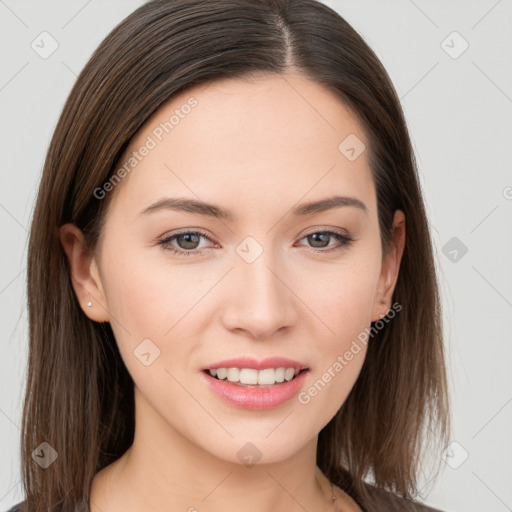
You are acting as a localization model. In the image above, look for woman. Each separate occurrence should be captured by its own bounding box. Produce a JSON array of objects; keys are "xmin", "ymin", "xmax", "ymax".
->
[{"xmin": 9, "ymin": 0, "xmax": 450, "ymax": 511}]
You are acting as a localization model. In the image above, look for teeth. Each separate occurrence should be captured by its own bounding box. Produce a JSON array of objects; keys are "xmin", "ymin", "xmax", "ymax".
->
[
  {"xmin": 275, "ymin": 367, "xmax": 285, "ymax": 383},
  {"xmin": 284, "ymin": 368, "xmax": 295, "ymax": 381},
  {"xmin": 208, "ymin": 367, "xmax": 302, "ymax": 385},
  {"xmin": 241, "ymin": 368, "xmax": 258, "ymax": 384},
  {"xmin": 258, "ymin": 368, "xmax": 275, "ymax": 385},
  {"xmin": 227, "ymin": 368, "xmax": 239, "ymax": 382}
]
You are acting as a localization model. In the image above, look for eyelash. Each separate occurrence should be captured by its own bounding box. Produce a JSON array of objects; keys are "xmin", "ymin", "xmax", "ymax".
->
[{"xmin": 158, "ymin": 229, "xmax": 354, "ymax": 257}]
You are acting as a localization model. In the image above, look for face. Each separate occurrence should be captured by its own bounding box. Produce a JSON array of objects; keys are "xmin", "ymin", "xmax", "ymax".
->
[{"xmin": 62, "ymin": 72, "xmax": 404, "ymax": 466}]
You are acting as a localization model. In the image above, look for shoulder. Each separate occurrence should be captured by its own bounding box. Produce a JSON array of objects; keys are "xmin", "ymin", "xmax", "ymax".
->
[
  {"xmin": 6, "ymin": 490, "xmax": 447, "ymax": 512},
  {"xmin": 351, "ymin": 481, "xmax": 447, "ymax": 512},
  {"xmin": 5, "ymin": 501, "xmax": 26, "ymax": 512},
  {"xmin": 3, "ymin": 500, "xmax": 89, "ymax": 512}
]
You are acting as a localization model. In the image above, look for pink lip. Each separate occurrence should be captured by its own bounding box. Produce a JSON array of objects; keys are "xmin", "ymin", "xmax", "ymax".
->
[
  {"xmin": 200, "ymin": 369, "xmax": 309, "ymax": 410},
  {"xmin": 202, "ymin": 356, "xmax": 308, "ymax": 371}
]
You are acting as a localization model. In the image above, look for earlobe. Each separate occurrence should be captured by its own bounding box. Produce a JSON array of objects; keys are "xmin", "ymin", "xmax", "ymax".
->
[
  {"xmin": 59, "ymin": 223, "xmax": 109, "ymax": 323},
  {"xmin": 371, "ymin": 210, "xmax": 406, "ymax": 322}
]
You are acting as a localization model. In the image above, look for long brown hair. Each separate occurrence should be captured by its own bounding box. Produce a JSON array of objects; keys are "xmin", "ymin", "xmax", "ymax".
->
[{"xmin": 23, "ymin": 0, "xmax": 450, "ymax": 510}]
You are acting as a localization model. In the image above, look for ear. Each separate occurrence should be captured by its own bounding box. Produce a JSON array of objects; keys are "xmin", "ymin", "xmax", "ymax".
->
[
  {"xmin": 59, "ymin": 223, "xmax": 109, "ymax": 323},
  {"xmin": 371, "ymin": 210, "xmax": 406, "ymax": 322}
]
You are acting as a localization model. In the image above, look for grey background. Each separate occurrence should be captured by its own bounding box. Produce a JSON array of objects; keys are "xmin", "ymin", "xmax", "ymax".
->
[{"xmin": 1, "ymin": 1, "xmax": 511, "ymax": 511}]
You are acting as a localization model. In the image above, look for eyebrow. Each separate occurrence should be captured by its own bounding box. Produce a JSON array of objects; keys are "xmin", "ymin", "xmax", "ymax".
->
[{"xmin": 139, "ymin": 195, "xmax": 368, "ymax": 220}]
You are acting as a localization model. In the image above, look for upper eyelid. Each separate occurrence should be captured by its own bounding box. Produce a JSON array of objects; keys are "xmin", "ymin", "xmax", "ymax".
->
[{"xmin": 161, "ymin": 229, "xmax": 216, "ymax": 244}]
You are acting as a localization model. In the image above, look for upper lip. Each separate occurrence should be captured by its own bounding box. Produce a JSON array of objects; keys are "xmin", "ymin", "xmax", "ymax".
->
[{"xmin": 202, "ymin": 357, "xmax": 308, "ymax": 371}]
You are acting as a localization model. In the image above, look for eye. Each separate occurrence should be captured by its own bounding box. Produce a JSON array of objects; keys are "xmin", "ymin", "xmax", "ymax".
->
[
  {"xmin": 158, "ymin": 230, "xmax": 216, "ymax": 256},
  {"xmin": 296, "ymin": 229, "xmax": 354, "ymax": 253}
]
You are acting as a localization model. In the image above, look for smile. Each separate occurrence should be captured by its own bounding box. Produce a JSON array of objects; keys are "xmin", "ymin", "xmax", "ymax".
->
[{"xmin": 207, "ymin": 367, "xmax": 302, "ymax": 386}]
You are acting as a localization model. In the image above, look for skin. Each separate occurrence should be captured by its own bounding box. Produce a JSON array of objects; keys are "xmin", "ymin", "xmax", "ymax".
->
[{"xmin": 60, "ymin": 71, "xmax": 405, "ymax": 512}]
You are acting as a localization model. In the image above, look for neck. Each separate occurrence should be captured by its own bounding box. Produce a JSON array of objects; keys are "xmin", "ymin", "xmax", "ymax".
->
[{"xmin": 90, "ymin": 386, "xmax": 336, "ymax": 512}]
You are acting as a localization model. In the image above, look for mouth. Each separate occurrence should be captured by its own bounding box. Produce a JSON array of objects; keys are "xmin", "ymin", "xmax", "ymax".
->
[
  {"xmin": 200, "ymin": 363, "xmax": 310, "ymax": 410},
  {"xmin": 203, "ymin": 367, "xmax": 309, "ymax": 388}
]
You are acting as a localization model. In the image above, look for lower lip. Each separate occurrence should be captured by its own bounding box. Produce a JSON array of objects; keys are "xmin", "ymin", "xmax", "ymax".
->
[{"xmin": 200, "ymin": 370, "xmax": 309, "ymax": 410}]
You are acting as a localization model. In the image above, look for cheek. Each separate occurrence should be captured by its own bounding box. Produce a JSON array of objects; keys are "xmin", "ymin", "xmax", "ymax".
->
[
  {"xmin": 98, "ymin": 249, "xmax": 198, "ymax": 408},
  {"xmin": 99, "ymin": 243, "xmax": 191, "ymax": 337},
  {"xmin": 298, "ymin": 253, "xmax": 381, "ymax": 340},
  {"xmin": 98, "ymin": 241, "xmax": 226, "ymax": 390},
  {"xmin": 295, "ymin": 268, "xmax": 375, "ymax": 424},
  {"xmin": 294, "ymin": 250, "xmax": 379, "ymax": 403}
]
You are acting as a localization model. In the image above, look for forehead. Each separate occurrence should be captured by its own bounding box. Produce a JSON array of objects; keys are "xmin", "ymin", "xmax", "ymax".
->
[{"xmin": 106, "ymin": 72, "xmax": 375, "ymax": 222}]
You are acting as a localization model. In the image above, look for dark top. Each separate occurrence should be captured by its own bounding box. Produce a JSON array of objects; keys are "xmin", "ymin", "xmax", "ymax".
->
[{"xmin": 5, "ymin": 482, "xmax": 446, "ymax": 512}]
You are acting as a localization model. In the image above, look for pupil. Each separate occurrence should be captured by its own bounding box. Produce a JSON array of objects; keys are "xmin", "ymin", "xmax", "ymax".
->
[
  {"xmin": 179, "ymin": 233, "xmax": 199, "ymax": 249},
  {"xmin": 309, "ymin": 233, "xmax": 328, "ymax": 248}
]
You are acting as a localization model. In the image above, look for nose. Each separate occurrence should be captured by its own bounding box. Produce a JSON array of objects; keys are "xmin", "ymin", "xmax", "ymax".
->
[{"xmin": 220, "ymin": 249, "xmax": 297, "ymax": 339}]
